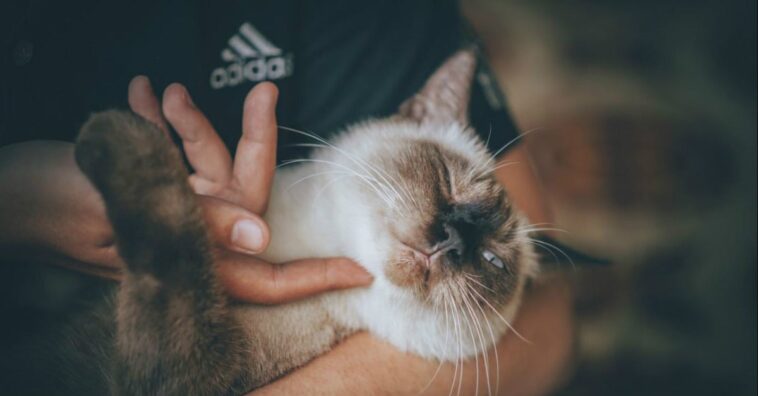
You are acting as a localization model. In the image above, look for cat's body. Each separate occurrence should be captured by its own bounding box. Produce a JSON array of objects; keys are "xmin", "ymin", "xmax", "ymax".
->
[{"xmin": 68, "ymin": 50, "xmax": 537, "ymax": 394}]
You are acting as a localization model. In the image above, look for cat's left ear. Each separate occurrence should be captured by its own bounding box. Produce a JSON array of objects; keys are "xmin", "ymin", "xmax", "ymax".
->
[{"xmin": 399, "ymin": 49, "xmax": 476, "ymax": 125}]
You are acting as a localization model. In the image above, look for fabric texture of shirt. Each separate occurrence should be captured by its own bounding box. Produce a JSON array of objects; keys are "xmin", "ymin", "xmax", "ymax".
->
[{"xmin": 1, "ymin": 0, "xmax": 520, "ymax": 162}]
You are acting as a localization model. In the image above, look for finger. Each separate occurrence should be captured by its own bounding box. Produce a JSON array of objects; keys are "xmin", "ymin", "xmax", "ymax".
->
[
  {"xmin": 53, "ymin": 255, "xmax": 124, "ymax": 281},
  {"xmin": 216, "ymin": 254, "xmax": 373, "ymax": 304},
  {"xmin": 234, "ymin": 82, "xmax": 279, "ymax": 213},
  {"xmin": 189, "ymin": 174, "xmax": 227, "ymax": 197},
  {"xmin": 163, "ymin": 83, "xmax": 233, "ymax": 185},
  {"xmin": 127, "ymin": 76, "xmax": 170, "ymax": 135},
  {"xmin": 198, "ymin": 195, "xmax": 270, "ymax": 254}
]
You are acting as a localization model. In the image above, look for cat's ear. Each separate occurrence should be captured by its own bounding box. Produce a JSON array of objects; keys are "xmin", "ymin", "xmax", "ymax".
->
[{"xmin": 399, "ymin": 49, "xmax": 477, "ymax": 125}]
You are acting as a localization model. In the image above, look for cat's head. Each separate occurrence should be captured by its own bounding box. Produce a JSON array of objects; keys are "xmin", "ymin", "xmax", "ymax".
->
[{"xmin": 330, "ymin": 50, "xmax": 537, "ymax": 316}]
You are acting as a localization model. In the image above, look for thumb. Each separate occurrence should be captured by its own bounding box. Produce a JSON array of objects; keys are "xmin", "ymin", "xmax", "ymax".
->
[
  {"xmin": 215, "ymin": 253, "xmax": 374, "ymax": 304},
  {"xmin": 197, "ymin": 195, "xmax": 270, "ymax": 254}
]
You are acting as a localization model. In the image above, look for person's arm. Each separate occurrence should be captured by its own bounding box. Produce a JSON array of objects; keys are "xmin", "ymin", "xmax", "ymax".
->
[{"xmin": 0, "ymin": 140, "xmax": 121, "ymax": 277}]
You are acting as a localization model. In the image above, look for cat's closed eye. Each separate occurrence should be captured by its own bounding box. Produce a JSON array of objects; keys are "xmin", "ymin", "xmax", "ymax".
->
[{"xmin": 482, "ymin": 249, "xmax": 504, "ymax": 269}]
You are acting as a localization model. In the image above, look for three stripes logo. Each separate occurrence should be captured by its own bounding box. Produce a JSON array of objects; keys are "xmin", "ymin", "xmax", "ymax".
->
[{"xmin": 210, "ymin": 22, "xmax": 293, "ymax": 90}]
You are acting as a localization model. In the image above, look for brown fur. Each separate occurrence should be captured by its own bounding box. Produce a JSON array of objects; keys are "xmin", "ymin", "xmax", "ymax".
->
[{"xmin": 384, "ymin": 139, "xmax": 523, "ymax": 306}]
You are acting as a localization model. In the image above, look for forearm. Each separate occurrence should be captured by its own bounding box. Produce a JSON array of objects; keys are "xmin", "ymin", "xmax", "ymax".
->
[
  {"xmin": 495, "ymin": 145, "xmax": 553, "ymax": 226},
  {"xmin": 252, "ymin": 276, "xmax": 574, "ymax": 396},
  {"xmin": 0, "ymin": 141, "xmax": 120, "ymax": 275}
]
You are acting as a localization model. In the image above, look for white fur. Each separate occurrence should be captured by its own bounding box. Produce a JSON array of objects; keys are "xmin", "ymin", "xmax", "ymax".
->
[{"xmin": 258, "ymin": 119, "xmax": 533, "ymax": 360}]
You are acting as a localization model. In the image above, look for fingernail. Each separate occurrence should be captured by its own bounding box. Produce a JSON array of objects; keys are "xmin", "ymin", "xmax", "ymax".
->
[
  {"xmin": 184, "ymin": 90, "xmax": 196, "ymax": 108},
  {"xmin": 356, "ymin": 270, "xmax": 374, "ymax": 284},
  {"xmin": 231, "ymin": 220, "xmax": 264, "ymax": 252},
  {"xmin": 347, "ymin": 264, "xmax": 374, "ymax": 284}
]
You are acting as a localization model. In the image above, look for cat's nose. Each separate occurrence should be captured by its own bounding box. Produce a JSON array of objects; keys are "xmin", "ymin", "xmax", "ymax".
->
[{"xmin": 429, "ymin": 223, "xmax": 464, "ymax": 266}]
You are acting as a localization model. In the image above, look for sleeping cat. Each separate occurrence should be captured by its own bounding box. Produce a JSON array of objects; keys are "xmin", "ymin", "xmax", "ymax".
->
[{"xmin": 70, "ymin": 49, "xmax": 537, "ymax": 394}]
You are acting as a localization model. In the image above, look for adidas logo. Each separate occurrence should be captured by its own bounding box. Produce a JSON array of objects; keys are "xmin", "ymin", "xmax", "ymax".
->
[{"xmin": 210, "ymin": 22, "xmax": 293, "ymax": 90}]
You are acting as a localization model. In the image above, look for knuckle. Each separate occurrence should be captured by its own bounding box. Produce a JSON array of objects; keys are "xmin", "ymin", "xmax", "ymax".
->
[
  {"xmin": 319, "ymin": 259, "xmax": 335, "ymax": 287},
  {"xmin": 267, "ymin": 265, "xmax": 283, "ymax": 299}
]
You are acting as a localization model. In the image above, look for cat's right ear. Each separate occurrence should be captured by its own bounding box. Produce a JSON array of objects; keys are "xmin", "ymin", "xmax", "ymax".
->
[{"xmin": 398, "ymin": 49, "xmax": 477, "ymax": 125}]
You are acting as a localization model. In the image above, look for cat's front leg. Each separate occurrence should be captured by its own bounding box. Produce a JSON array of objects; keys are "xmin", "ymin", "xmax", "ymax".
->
[{"xmin": 76, "ymin": 110, "xmax": 255, "ymax": 395}]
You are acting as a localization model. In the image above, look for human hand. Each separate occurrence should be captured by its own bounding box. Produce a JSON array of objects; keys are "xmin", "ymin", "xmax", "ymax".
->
[{"xmin": 127, "ymin": 76, "xmax": 373, "ymax": 303}]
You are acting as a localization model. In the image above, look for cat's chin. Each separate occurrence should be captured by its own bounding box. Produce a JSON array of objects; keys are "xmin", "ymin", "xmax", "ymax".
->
[
  {"xmin": 336, "ymin": 271, "xmax": 519, "ymax": 362},
  {"xmin": 378, "ymin": 293, "xmax": 515, "ymax": 361},
  {"xmin": 409, "ymin": 292, "xmax": 521, "ymax": 361}
]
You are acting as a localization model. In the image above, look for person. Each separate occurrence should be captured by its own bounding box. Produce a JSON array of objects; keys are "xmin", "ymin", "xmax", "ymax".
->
[{"xmin": 0, "ymin": 1, "xmax": 573, "ymax": 394}]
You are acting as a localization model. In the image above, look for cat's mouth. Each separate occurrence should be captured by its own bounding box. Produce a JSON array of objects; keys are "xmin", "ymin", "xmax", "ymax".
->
[{"xmin": 383, "ymin": 241, "xmax": 454, "ymax": 295}]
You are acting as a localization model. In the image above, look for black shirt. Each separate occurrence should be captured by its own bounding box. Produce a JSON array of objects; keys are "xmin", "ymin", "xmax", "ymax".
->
[{"xmin": 1, "ymin": 0, "xmax": 519, "ymax": 161}]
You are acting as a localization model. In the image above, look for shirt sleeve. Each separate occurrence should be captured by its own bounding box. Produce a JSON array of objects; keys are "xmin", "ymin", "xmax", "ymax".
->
[{"xmin": 288, "ymin": 0, "xmax": 520, "ymax": 157}]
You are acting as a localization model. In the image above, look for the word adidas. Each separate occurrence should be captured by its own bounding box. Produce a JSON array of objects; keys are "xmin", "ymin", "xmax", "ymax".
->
[{"xmin": 210, "ymin": 23, "xmax": 293, "ymax": 90}]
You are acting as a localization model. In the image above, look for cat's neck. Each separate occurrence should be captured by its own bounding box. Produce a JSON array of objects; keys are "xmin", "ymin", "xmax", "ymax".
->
[{"xmin": 260, "ymin": 162, "xmax": 357, "ymax": 262}]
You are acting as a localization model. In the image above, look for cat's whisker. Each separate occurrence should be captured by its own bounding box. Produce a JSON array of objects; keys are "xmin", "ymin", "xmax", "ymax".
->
[
  {"xmin": 463, "ymin": 286, "xmax": 499, "ymax": 396},
  {"xmin": 278, "ymin": 130, "xmax": 404, "ymax": 207},
  {"xmin": 526, "ymin": 237, "xmax": 577, "ymax": 271},
  {"xmin": 284, "ymin": 170, "xmax": 350, "ymax": 191},
  {"xmin": 466, "ymin": 283, "xmax": 501, "ymax": 395},
  {"xmin": 449, "ymin": 290, "xmax": 466, "ymax": 396},
  {"xmin": 515, "ymin": 221, "xmax": 569, "ymax": 235},
  {"xmin": 464, "ymin": 160, "xmax": 490, "ymax": 182},
  {"xmin": 280, "ymin": 158, "xmax": 394, "ymax": 207},
  {"xmin": 467, "ymin": 285, "xmax": 532, "ymax": 345},
  {"xmin": 461, "ymin": 285, "xmax": 491, "ymax": 396},
  {"xmin": 484, "ymin": 124, "xmax": 493, "ymax": 149},
  {"xmin": 279, "ymin": 128, "xmax": 414, "ymax": 211},
  {"xmin": 279, "ymin": 158, "xmax": 396, "ymax": 209},
  {"xmin": 310, "ymin": 174, "xmax": 351, "ymax": 210},
  {"xmin": 467, "ymin": 127, "xmax": 545, "ymax": 181},
  {"xmin": 419, "ymin": 295, "xmax": 449, "ymax": 395},
  {"xmin": 488, "ymin": 160, "xmax": 520, "ymax": 174},
  {"xmin": 452, "ymin": 285, "xmax": 471, "ymax": 396},
  {"xmin": 464, "ymin": 274, "xmax": 495, "ymax": 294},
  {"xmin": 467, "ymin": 285, "xmax": 500, "ymax": 394},
  {"xmin": 473, "ymin": 291, "xmax": 495, "ymax": 396},
  {"xmin": 443, "ymin": 291, "xmax": 462, "ymax": 396},
  {"xmin": 514, "ymin": 227, "xmax": 569, "ymax": 235},
  {"xmin": 461, "ymin": 124, "xmax": 495, "ymax": 182},
  {"xmin": 518, "ymin": 221, "xmax": 562, "ymax": 228},
  {"xmin": 524, "ymin": 239, "xmax": 559, "ymax": 264},
  {"xmin": 290, "ymin": 142, "xmax": 411, "ymax": 209},
  {"xmin": 490, "ymin": 127, "xmax": 544, "ymax": 161},
  {"xmin": 457, "ymin": 286, "xmax": 480, "ymax": 396},
  {"xmin": 445, "ymin": 292, "xmax": 457, "ymax": 396}
]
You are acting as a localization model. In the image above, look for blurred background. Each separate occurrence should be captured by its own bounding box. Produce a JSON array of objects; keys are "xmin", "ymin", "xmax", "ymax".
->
[{"xmin": 464, "ymin": 0, "xmax": 756, "ymax": 394}]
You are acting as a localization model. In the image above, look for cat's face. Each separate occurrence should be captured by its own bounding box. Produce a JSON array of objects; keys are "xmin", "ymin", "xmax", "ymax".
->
[
  {"xmin": 332, "ymin": 51, "xmax": 536, "ymax": 313},
  {"xmin": 379, "ymin": 125, "xmax": 530, "ymax": 311}
]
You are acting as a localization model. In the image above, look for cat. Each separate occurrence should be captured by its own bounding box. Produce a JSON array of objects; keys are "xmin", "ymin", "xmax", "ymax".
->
[{"xmin": 68, "ymin": 49, "xmax": 538, "ymax": 395}]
